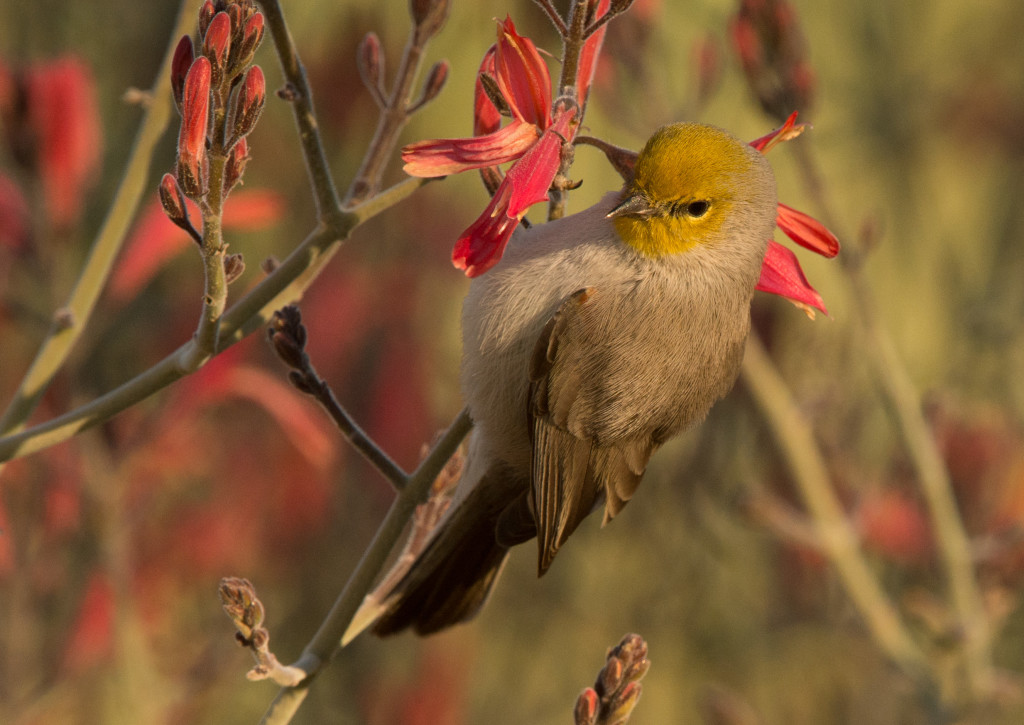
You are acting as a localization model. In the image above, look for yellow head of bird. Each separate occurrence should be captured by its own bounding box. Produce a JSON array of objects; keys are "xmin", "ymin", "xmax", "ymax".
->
[{"xmin": 609, "ymin": 123, "xmax": 771, "ymax": 258}]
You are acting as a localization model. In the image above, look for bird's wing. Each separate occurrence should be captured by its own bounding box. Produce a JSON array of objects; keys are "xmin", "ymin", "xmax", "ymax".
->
[{"xmin": 528, "ymin": 287, "xmax": 657, "ymax": 575}]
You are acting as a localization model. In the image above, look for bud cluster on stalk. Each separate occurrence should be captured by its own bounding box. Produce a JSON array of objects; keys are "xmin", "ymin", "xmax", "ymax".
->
[
  {"xmin": 730, "ymin": 0, "xmax": 815, "ymax": 122},
  {"xmin": 574, "ymin": 634, "xmax": 650, "ymax": 725},
  {"xmin": 162, "ymin": 0, "xmax": 267, "ymax": 235}
]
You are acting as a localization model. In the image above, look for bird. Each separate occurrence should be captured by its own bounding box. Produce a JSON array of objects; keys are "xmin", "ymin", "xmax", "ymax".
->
[{"xmin": 344, "ymin": 122, "xmax": 778, "ymax": 641}]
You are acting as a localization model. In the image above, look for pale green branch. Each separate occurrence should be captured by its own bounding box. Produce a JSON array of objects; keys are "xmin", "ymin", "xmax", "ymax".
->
[
  {"xmin": 742, "ymin": 332, "xmax": 930, "ymax": 682},
  {"xmin": 0, "ymin": 0, "xmax": 202, "ymax": 439}
]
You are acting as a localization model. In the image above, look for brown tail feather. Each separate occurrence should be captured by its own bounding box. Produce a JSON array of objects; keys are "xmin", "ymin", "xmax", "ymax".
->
[{"xmin": 370, "ymin": 463, "xmax": 529, "ymax": 637}]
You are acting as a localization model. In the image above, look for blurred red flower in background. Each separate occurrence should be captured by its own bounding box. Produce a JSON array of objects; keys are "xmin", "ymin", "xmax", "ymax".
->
[{"xmin": 0, "ymin": 56, "xmax": 102, "ymax": 230}]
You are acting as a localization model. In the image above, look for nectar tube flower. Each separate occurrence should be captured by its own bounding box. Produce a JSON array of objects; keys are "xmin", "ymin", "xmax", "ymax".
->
[
  {"xmin": 749, "ymin": 111, "xmax": 838, "ymax": 317},
  {"xmin": 402, "ymin": 10, "xmax": 609, "ymax": 277}
]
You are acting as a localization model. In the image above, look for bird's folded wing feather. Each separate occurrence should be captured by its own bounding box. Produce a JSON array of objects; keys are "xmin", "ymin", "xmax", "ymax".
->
[{"xmin": 528, "ymin": 287, "xmax": 656, "ymax": 575}]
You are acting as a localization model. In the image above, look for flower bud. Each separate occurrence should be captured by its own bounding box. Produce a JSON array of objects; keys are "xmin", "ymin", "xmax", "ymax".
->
[
  {"xmin": 230, "ymin": 66, "xmax": 264, "ymax": 145},
  {"xmin": 410, "ymin": 0, "xmax": 450, "ymax": 39},
  {"xmin": 419, "ymin": 60, "xmax": 449, "ymax": 105},
  {"xmin": 598, "ymin": 655, "xmax": 624, "ymax": 696},
  {"xmin": 203, "ymin": 12, "xmax": 232, "ymax": 87},
  {"xmin": 198, "ymin": 0, "xmax": 216, "ymax": 39},
  {"xmin": 224, "ymin": 252, "xmax": 245, "ymax": 284},
  {"xmin": 357, "ymin": 32, "xmax": 384, "ymax": 96},
  {"xmin": 158, "ymin": 172, "xmax": 193, "ymax": 232},
  {"xmin": 177, "ymin": 57, "xmax": 211, "ymax": 199},
  {"xmin": 606, "ymin": 681, "xmax": 642, "ymax": 725},
  {"xmin": 171, "ymin": 35, "xmax": 194, "ymax": 112},
  {"xmin": 224, "ymin": 136, "xmax": 249, "ymax": 192},
  {"xmin": 235, "ymin": 12, "xmax": 265, "ymax": 70},
  {"xmin": 730, "ymin": 0, "xmax": 815, "ymax": 121},
  {"xmin": 573, "ymin": 688, "xmax": 599, "ymax": 725}
]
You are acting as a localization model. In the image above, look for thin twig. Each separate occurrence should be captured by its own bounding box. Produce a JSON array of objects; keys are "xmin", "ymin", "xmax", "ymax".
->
[
  {"xmin": 345, "ymin": 12, "xmax": 444, "ymax": 205},
  {"xmin": 534, "ymin": 0, "xmax": 569, "ymax": 36},
  {"xmin": 741, "ymin": 332, "xmax": 930, "ymax": 682},
  {"xmin": 269, "ymin": 306, "xmax": 407, "ymax": 489},
  {"xmin": 259, "ymin": 409, "xmax": 473, "ymax": 725},
  {"xmin": 0, "ymin": 0, "xmax": 202, "ymax": 441},
  {"xmin": 261, "ymin": 0, "xmax": 343, "ymax": 221},
  {"xmin": 792, "ymin": 140, "xmax": 995, "ymax": 698}
]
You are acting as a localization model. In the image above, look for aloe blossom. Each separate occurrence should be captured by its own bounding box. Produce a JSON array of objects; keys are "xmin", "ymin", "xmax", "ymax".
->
[
  {"xmin": 749, "ymin": 111, "xmax": 839, "ymax": 317},
  {"xmin": 402, "ymin": 11, "xmax": 609, "ymax": 277}
]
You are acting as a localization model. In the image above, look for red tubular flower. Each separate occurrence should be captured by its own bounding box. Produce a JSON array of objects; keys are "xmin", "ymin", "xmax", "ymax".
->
[
  {"xmin": 20, "ymin": 57, "xmax": 103, "ymax": 229},
  {"xmin": 403, "ymin": 13, "xmax": 608, "ymax": 276},
  {"xmin": 171, "ymin": 35, "xmax": 194, "ymax": 110},
  {"xmin": 749, "ymin": 112, "xmax": 839, "ymax": 317},
  {"xmin": 730, "ymin": 0, "xmax": 815, "ymax": 122},
  {"xmin": 177, "ymin": 57, "xmax": 212, "ymax": 199},
  {"xmin": 203, "ymin": 12, "xmax": 232, "ymax": 83}
]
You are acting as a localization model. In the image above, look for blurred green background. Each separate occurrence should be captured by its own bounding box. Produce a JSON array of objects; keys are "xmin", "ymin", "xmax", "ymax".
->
[{"xmin": 2, "ymin": 0, "xmax": 1024, "ymax": 723}]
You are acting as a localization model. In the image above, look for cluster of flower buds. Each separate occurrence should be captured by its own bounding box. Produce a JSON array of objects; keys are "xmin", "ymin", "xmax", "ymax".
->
[
  {"xmin": 574, "ymin": 634, "xmax": 650, "ymax": 725},
  {"xmin": 730, "ymin": 0, "xmax": 814, "ymax": 122},
  {"xmin": 161, "ymin": 0, "xmax": 266, "ymax": 235}
]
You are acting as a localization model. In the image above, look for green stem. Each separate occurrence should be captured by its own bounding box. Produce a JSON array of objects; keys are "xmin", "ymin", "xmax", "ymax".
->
[
  {"xmin": 261, "ymin": 0, "xmax": 343, "ymax": 220},
  {"xmin": 792, "ymin": 141, "xmax": 994, "ymax": 699},
  {"xmin": 345, "ymin": 21, "xmax": 429, "ymax": 204},
  {"xmin": 0, "ymin": 177, "xmax": 427, "ymax": 464},
  {"xmin": 0, "ymin": 0, "xmax": 201, "ymax": 439},
  {"xmin": 259, "ymin": 409, "xmax": 472, "ymax": 725},
  {"xmin": 742, "ymin": 333, "xmax": 930, "ymax": 682}
]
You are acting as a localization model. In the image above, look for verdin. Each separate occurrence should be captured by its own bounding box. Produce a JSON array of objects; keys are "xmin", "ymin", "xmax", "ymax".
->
[{"xmin": 347, "ymin": 122, "xmax": 777, "ymax": 639}]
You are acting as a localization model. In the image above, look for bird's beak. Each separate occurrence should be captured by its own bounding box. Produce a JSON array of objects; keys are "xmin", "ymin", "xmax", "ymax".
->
[{"xmin": 606, "ymin": 191, "xmax": 655, "ymax": 219}]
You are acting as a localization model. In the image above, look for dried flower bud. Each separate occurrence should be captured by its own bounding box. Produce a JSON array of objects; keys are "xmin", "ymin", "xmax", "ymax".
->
[
  {"xmin": 203, "ymin": 11, "xmax": 232, "ymax": 87},
  {"xmin": 158, "ymin": 172, "xmax": 192, "ymax": 231},
  {"xmin": 177, "ymin": 57, "xmax": 212, "ymax": 199},
  {"xmin": 357, "ymin": 32, "xmax": 384, "ymax": 96},
  {"xmin": 224, "ymin": 252, "xmax": 245, "ymax": 284},
  {"xmin": 230, "ymin": 65, "xmax": 265, "ymax": 145},
  {"xmin": 171, "ymin": 35, "xmax": 194, "ymax": 111},
  {"xmin": 269, "ymin": 305, "xmax": 308, "ymax": 370},
  {"xmin": 419, "ymin": 60, "xmax": 449, "ymax": 105},
  {"xmin": 574, "ymin": 689, "xmax": 599, "ymax": 725},
  {"xmin": 410, "ymin": 0, "xmax": 450, "ymax": 39},
  {"xmin": 609, "ymin": 0, "xmax": 636, "ymax": 12}
]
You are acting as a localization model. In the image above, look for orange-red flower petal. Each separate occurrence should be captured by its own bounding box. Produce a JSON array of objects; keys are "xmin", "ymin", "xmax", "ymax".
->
[
  {"xmin": 494, "ymin": 16, "xmax": 551, "ymax": 127},
  {"xmin": 776, "ymin": 202, "xmax": 839, "ymax": 257},
  {"xmin": 756, "ymin": 240, "xmax": 827, "ymax": 316},
  {"xmin": 402, "ymin": 119, "xmax": 540, "ymax": 177}
]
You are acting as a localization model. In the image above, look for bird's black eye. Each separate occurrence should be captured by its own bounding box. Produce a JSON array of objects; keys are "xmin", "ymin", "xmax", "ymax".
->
[{"xmin": 686, "ymin": 200, "xmax": 710, "ymax": 218}]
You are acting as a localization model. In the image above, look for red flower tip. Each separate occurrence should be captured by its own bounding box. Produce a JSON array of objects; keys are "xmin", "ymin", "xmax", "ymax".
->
[
  {"xmin": 203, "ymin": 12, "xmax": 232, "ymax": 81},
  {"xmin": 171, "ymin": 35, "xmax": 194, "ymax": 110},
  {"xmin": 158, "ymin": 172, "xmax": 191, "ymax": 232},
  {"xmin": 755, "ymin": 240, "xmax": 827, "ymax": 318},
  {"xmin": 224, "ymin": 136, "xmax": 249, "ymax": 192},
  {"xmin": 749, "ymin": 111, "xmax": 807, "ymax": 153},
  {"xmin": 241, "ymin": 12, "xmax": 266, "ymax": 58},
  {"xmin": 776, "ymin": 202, "xmax": 839, "ymax": 258},
  {"xmin": 231, "ymin": 65, "xmax": 265, "ymax": 144},
  {"xmin": 177, "ymin": 56, "xmax": 212, "ymax": 198},
  {"xmin": 198, "ymin": 0, "xmax": 216, "ymax": 37},
  {"xmin": 494, "ymin": 15, "xmax": 552, "ymax": 127}
]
